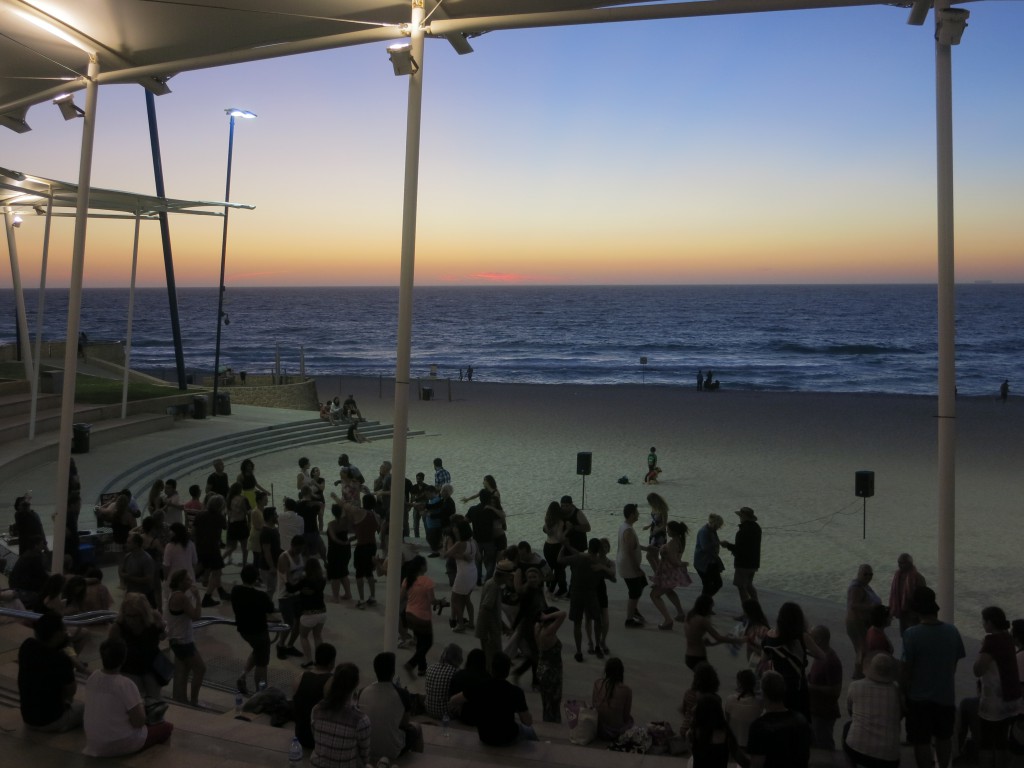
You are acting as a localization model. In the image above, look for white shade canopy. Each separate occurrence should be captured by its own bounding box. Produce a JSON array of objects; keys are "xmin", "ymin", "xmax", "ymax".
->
[
  {"xmin": 0, "ymin": 166, "xmax": 254, "ymax": 218},
  {"xmin": 0, "ymin": 0, "xmax": 934, "ymax": 131}
]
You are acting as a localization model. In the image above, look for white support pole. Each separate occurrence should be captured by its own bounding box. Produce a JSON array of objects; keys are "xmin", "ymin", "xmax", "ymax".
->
[
  {"xmin": 51, "ymin": 55, "xmax": 100, "ymax": 571},
  {"xmin": 934, "ymin": 0, "xmax": 956, "ymax": 623},
  {"xmin": 3, "ymin": 208, "xmax": 36, "ymax": 437},
  {"xmin": 384, "ymin": 0, "xmax": 426, "ymax": 652},
  {"xmin": 30, "ymin": 193, "xmax": 55, "ymax": 439},
  {"xmin": 122, "ymin": 213, "xmax": 141, "ymax": 419}
]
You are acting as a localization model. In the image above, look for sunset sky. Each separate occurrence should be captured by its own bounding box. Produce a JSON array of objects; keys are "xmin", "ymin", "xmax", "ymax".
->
[{"xmin": 1, "ymin": 3, "xmax": 1022, "ymax": 288}]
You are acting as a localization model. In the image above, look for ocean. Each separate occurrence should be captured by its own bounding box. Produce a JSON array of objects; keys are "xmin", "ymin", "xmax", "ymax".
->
[{"xmin": 2, "ymin": 284, "xmax": 1022, "ymax": 397}]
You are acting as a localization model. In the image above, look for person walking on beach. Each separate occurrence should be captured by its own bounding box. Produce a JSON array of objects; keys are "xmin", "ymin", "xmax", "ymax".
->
[
  {"xmin": 999, "ymin": 379, "xmax": 1009, "ymax": 402},
  {"xmin": 646, "ymin": 446, "xmax": 658, "ymax": 479},
  {"xmin": 617, "ymin": 504, "xmax": 648, "ymax": 628},
  {"xmin": 901, "ymin": 586, "xmax": 965, "ymax": 768},
  {"xmin": 888, "ymin": 552, "xmax": 927, "ymax": 637},
  {"xmin": 720, "ymin": 506, "xmax": 761, "ymax": 605},
  {"xmin": 466, "ymin": 365, "xmax": 474, "ymax": 382}
]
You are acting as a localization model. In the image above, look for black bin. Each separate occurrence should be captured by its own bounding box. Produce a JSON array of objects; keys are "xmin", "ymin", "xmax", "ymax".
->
[
  {"xmin": 192, "ymin": 395, "xmax": 207, "ymax": 420},
  {"xmin": 215, "ymin": 392, "xmax": 232, "ymax": 415},
  {"xmin": 421, "ymin": 386, "xmax": 433, "ymax": 401},
  {"xmin": 71, "ymin": 423, "xmax": 91, "ymax": 454}
]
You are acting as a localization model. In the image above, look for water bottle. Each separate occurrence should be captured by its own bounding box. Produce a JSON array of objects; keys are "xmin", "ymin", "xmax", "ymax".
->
[
  {"xmin": 235, "ymin": 689, "xmax": 243, "ymax": 715},
  {"xmin": 442, "ymin": 713, "xmax": 450, "ymax": 738},
  {"xmin": 288, "ymin": 736, "xmax": 303, "ymax": 767}
]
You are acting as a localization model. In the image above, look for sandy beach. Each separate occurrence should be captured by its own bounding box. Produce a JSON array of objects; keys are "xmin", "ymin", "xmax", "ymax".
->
[{"xmin": 309, "ymin": 376, "xmax": 1021, "ymax": 633}]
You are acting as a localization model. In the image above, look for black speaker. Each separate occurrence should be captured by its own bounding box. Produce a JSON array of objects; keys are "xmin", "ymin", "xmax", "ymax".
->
[
  {"xmin": 855, "ymin": 470, "xmax": 875, "ymax": 498},
  {"xmin": 576, "ymin": 452, "xmax": 592, "ymax": 476}
]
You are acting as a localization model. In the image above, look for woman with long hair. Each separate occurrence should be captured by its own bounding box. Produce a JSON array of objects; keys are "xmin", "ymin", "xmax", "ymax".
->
[
  {"xmin": 740, "ymin": 598, "xmax": 772, "ymax": 671},
  {"xmin": 592, "ymin": 656, "xmax": 634, "ymax": 740},
  {"xmin": 108, "ymin": 593, "xmax": 167, "ymax": 705},
  {"xmin": 298, "ymin": 558, "xmax": 328, "ymax": 667},
  {"xmin": 401, "ymin": 556, "xmax": 437, "ymax": 676},
  {"xmin": 97, "ymin": 492, "xmax": 135, "ymax": 548},
  {"xmin": 165, "ymin": 569, "xmax": 205, "ymax": 705},
  {"xmin": 760, "ymin": 601, "xmax": 824, "ymax": 720},
  {"xmin": 462, "ymin": 475, "xmax": 507, "ymax": 553},
  {"xmin": 974, "ymin": 606, "xmax": 1021, "ymax": 768},
  {"xmin": 237, "ymin": 458, "xmax": 267, "ymax": 511},
  {"xmin": 650, "ymin": 520, "xmax": 691, "ymax": 630},
  {"xmin": 534, "ymin": 608, "xmax": 567, "ymax": 723},
  {"xmin": 644, "ymin": 492, "xmax": 670, "ymax": 554},
  {"xmin": 145, "ymin": 480, "xmax": 165, "ymax": 517},
  {"xmin": 542, "ymin": 501, "xmax": 569, "ymax": 597},
  {"xmin": 444, "ymin": 520, "xmax": 477, "ymax": 632},
  {"xmin": 311, "ymin": 663, "xmax": 370, "ymax": 768},
  {"xmin": 684, "ymin": 595, "xmax": 745, "ymax": 670},
  {"xmin": 326, "ymin": 503, "xmax": 352, "ymax": 602}
]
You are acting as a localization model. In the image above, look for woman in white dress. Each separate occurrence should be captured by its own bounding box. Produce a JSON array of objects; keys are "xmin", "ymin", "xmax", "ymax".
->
[{"xmin": 445, "ymin": 520, "xmax": 478, "ymax": 632}]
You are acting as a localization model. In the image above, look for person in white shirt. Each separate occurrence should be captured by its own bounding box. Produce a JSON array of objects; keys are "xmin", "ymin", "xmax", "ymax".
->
[{"xmin": 83, "ymin": 638, "xmax": 173, "ymax": 757}]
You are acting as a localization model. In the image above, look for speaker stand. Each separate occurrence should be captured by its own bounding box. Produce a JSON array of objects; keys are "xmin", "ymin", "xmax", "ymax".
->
[
  {"xmin": 580, "ymin": 474, "xmax": 587, "ymax": 511},
  {"xmin": 862, "ymin": 497, "xmax": 867, "ymax": 540}
]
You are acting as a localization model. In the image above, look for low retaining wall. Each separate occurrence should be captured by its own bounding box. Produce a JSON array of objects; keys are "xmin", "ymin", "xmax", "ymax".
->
[{"xmin": 217, "ymin": 378, "xmax": 319, "ymax": 411}]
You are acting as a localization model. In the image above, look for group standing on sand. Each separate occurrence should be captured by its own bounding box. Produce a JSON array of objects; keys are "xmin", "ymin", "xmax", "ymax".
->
[{"xmin": 11, "ymin": 439, "xmax": 1021, "ymax": 768}]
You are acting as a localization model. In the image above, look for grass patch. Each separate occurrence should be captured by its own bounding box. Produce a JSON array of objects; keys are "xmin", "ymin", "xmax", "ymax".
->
[{"xmin": 74, "ymin": 375, "xmax": 189, "ymax": 404}]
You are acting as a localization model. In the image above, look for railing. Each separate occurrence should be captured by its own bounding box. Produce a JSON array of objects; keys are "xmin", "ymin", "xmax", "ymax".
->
[{"xmin": 0, "ymin": 604, "xmax": 289, "ymax": 633}]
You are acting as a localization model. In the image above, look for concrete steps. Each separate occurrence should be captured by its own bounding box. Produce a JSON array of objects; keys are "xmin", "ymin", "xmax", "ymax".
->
[{"xmin": 99, "ymin": 418, "xmax": 424, "ymax": 498}]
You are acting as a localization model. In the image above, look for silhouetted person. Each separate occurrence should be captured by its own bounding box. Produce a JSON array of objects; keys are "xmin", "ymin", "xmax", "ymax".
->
[{"xmin": 1000, "ymin": 379, "xmax": 1009, "ymax": 403}]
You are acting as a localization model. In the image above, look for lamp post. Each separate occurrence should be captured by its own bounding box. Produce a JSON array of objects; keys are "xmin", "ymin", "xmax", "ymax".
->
[{"xmin": 212, "ymin": 107, "xmax": 255, "ymax": 415}]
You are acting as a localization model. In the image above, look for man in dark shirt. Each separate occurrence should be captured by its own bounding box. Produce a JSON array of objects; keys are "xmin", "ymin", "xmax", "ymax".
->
[
  {"xmin": 558, "ymin": 538, "xmax": 611, "ymax": 662},
  {"xmin": 259, "ymin": 508, "xmax": 283, "ymax": 596},
  {"xmin": 721, "ymin": 505, "xmax": 762, "ymax": 604},
  {"xmin": 466, "ymin": 489, "xmax": 499, "ymax": 583},
  {"xmin": 292, "ymin": 490, "xmax": 324, "ymax": 559},
  {"xmin": 409, "ymin": 472, "xmax": 431, "ymax": 538},
  {"xmin": 194, "ymin": 494, "xmax": 228, "ymax": 606},
  {"xmin": 421, "ymin": 484, "xmax": 455, "ymax": 557},
  {"xmin": 747, "ymin": 670, "xmax": 811, "ymax": 768},
  {"xmin": 205, "ymin": 458, "xmax": 230, "ymax": 499},
  {"xmin": 449, "ymin": 652, "xmax": 536, "ymax": 746},
  {"xmin": 231, "ymin": 564, "xmax": 280, "ymax": 694},
  {"xmin": 10, "ymin": 535, "xmax": 50, "ymax": 605},
  {"xmin": 14, "ymin": 495, "xmax": 44, "ymax": 554},
  {"xmin": 18, "ymin": 612, "xmax": 84, "ymax": 732}
]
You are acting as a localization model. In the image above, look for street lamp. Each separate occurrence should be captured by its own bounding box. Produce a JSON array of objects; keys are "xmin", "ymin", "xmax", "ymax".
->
[{"xmin": 212, "ymin": 107, "xmax": 256, "ymax": 416}]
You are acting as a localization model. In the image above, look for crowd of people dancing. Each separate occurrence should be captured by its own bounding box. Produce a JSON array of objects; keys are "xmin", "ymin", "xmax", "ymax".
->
[{"xmin": 4, "ymin": 454, "xmax": 1023, "ymax": 768}]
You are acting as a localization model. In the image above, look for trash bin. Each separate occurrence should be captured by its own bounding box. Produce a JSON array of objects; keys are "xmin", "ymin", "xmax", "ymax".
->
[
  {"xmin": 71, "ymin": 422, "xmax": 91, "ymax": 454},
  {"xmin": 421, "ymin": 386, "xmax": 433, "ymax": 401},
  {"xmin": 192, "ymin": 395, "xmax": 207, "ymax": 420},
  {"xmin": 215, "ymin": 392, "xmax": 232, "ymax": 416}
]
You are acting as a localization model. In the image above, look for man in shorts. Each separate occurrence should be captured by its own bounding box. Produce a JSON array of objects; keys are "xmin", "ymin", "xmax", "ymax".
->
[
  {"xmin": 617, "ymin": 503, "xmax": 648, "ymax": 628},
  {"xmin": 231, "ymin": 564, "xmax": 280, "ymax": 694},
  {"xmin": 559, "ymin": 538, "xmax": 612, "ymax": 663},
  {"xmin": 901, "ymin": 586, "xmax": 965, "ymax": 768},
  {"xmin": 275, "ymin": 535, "xmax": 307, "ymax": 659},
  {"xmin": 194, "ymin": 494, "xmax": 228, "ymax": 606}
]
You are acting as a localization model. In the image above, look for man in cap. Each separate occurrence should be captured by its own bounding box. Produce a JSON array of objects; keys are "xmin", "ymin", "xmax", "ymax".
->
[
  {"xmin": 721, "ymin": 506, "xmax": 762, "ymax": 604},
  {"xmin": 844, "ymin": 652, "xmax": 902, "ymax": 766},
  {"xmin": 900, "ymin": 586, "xmax": 965, "ymax": 768}
]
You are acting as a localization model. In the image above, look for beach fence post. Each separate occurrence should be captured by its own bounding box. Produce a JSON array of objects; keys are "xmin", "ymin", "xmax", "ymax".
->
[
  {"xmin": 640, "ymin": 356, "xmax": 647, "ymax": 384},
  {"xmin": 300, "ymin": 345, "xmax": 306, "ymax": 379},
  {"xmin": 275, "ymin": 342, "xmax": 281, "ymax": 384}
]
